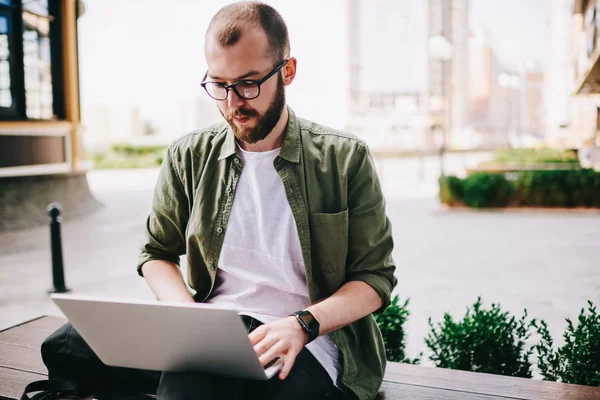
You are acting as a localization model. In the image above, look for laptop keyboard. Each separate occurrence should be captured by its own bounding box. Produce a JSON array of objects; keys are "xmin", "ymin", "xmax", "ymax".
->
[{"xmin": 264, "ymin": 357, "xmax": 280, "ymax": 369}]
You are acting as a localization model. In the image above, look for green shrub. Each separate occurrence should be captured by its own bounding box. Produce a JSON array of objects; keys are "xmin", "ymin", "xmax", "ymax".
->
[
  {"xmin": 462, "ymin": 173, "xmax": 512, "ymax": 208},
  {"xmin": 494, "ymin": 148, "xmax": 579, "ymax": 164},
  {"xmin": 374, "ymin": 296, "xmax": 421, "ymax": 364},
  {"xmin": 439, "ymin": 170, "xmax": 600, "ymax": 208},
  {"xmin": 534, "ymin": 301, "xmax": 600, "ymax": 386},
  {"xmin": 439, "ymin": 176, "xmax": 464, "ymax": 206},
  {"xmin": 110, "ymin": 143, "xmax": 167, "ymax": 155},
  {"xmin": 425, "ymin": 298, "xmax": 535, "ymax": 378},
  {"xmin": 514, "ymin": 170, "xmax": 600, "ymax": 208},
  {"xmin": 91, "ymin": 145, "xmax": 168, "ymax": 169}
]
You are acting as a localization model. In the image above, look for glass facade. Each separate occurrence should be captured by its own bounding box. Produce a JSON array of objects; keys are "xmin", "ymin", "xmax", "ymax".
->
[
  {"xmin": 0, "ymin": 15, "xmax": 12, "ymax": 108},
  {"xmin": 0, "ymin": 0, "xmax": 59, "ymax": 120},
  {"xmin": 23, "ymin": 0, "xmax": 53, "ymax": 119}
]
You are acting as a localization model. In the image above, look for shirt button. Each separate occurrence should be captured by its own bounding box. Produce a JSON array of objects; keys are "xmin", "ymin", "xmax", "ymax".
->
[{"xmin": 216, "ymin": 227, "xmax": 223, "ymax": 234}]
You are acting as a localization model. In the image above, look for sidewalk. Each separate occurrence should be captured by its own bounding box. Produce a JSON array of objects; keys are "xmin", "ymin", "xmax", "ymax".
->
[{"xmin": 0, "ymin": 169, "xmax": 161, "ymax": 330}]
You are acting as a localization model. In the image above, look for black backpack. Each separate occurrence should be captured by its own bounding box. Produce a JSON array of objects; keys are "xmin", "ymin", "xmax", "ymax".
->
[{"xmin": 21, "ymin": 321, "xmax": 160, "ymax": 400}]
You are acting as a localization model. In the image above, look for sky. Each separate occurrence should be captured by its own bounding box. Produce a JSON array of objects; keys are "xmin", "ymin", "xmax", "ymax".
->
[
  {"xmin": 469, "ymin": 0, "xmax": 547, "ymax": 68},
  {"xmin": 77, "ymin": 0, "xmax": 547, "ymax": 131}
]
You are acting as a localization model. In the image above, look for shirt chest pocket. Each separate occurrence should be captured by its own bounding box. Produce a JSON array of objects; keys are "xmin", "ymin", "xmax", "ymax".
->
[{"xmin": 308, "ymin": 209, "xmax": 349, "ymax": 273}]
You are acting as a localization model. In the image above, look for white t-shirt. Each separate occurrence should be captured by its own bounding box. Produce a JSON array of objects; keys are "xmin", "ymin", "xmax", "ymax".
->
[{"xmin": 205, "ymin": 144, "xmax": 341, "ymax": 386}]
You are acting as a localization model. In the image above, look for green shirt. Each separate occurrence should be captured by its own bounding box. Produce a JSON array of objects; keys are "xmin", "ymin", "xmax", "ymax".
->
[{"xmin": 137, "ymin": 107, "xmax": 397, "ymax": 400}]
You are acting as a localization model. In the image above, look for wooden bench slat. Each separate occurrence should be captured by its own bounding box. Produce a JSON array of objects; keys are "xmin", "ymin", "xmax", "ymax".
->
[
  {"xmin": 0, "ymin": 378, "xmax": 521, "ymax": 400},
  {"xmin": 379, "ymin": 381, "xmax": 521, "ymax": 400},
  {"xmin": 0, "ymin": 343, "xmax": 46, "ymax": 375},
  {"xmin": 0, "ymin": 324, "xmax": 62, "ymax": 349},
  {"xmin": 385, "ymin": 363, "xmax": 600, "ymax": 400},
  {"xmin": 0, "ymin": 316, "xmax": 65, "ymax": 334},
  {"xmin": 0, "ymin": 367, "xmax": 45, "ymax": 400}
]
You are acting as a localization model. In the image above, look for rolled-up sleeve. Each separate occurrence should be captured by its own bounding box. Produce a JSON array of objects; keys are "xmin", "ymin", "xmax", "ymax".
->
[
  {"xmin": 136, "ymin": 146, "xmax": 189, "ymax": 277},
  {"xmin": 346, "ymin": 144, "xmax": 397, "ymax": 314}
]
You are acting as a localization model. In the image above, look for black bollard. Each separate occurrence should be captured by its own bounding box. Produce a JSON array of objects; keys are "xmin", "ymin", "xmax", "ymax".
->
[{"xmin": 47, "ymin": 203, "xmax": 70, "ymax": 293}]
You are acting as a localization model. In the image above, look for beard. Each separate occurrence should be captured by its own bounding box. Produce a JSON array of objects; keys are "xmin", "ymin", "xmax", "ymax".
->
[{"xmin": 221, "ymin": 75, "xmax": 286, "ymax": 144}]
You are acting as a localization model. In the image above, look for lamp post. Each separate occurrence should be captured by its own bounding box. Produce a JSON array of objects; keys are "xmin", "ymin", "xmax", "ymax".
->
[{"xmin": 429, "ymin": 34, "xmax": 453, "ymax": 177}]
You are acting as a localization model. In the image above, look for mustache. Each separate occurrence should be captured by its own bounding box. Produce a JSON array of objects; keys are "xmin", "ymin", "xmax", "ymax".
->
[{"xmin": 228, "ymin": 107, "xmax": 259, "ymax": 118}]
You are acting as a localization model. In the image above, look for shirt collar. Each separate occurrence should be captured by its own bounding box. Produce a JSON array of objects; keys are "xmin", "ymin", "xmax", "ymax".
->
[{"xmin": 218, "ymin": 106, "xmax": 300, "ymax": 163}]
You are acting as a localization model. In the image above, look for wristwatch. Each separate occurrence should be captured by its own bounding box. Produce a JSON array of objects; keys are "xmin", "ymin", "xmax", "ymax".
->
[{"xmin": 291, "ymin": 310, "xmax": 320, "ymax": 344}]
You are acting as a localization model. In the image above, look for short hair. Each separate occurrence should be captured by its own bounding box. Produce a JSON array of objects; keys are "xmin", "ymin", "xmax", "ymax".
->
[{"xmin": 206, "ymin": 1, "xmax": 290, "ymax": 63}]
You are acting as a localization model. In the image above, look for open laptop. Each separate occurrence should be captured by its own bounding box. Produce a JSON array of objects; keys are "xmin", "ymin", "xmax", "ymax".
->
[{"xmin": 50, "ymin": 294, "xmax": 284, "ymax": 380}]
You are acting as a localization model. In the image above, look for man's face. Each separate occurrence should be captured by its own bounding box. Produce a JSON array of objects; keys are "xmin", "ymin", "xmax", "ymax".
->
[{"xmin": 204, "ymin": 26, "xmax": 286, "ymax": 144}]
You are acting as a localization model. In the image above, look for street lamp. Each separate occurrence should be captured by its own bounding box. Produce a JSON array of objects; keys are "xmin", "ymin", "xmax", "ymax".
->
[
  {"xmin": 429, "ymin": 35, "xmax": 453, "ymax": 61},
  {"xmin": 429, "ymin": 34, "xmax": 453, "ymax": 177}
]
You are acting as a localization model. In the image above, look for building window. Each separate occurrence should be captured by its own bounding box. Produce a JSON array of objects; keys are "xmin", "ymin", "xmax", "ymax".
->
[
  {"xmin": 0, "ymin": 0, "xmax": 64, "ymax": 121},
  {"xmin": 0, "ymin": 0, "xmax": 17, "ymax": 118},
  {"xmin": 0, "ymin": 15, "xmax": 13, "ymax": 109},
  {"xmin": 23, "ymin": 0, "xmax": 53, "ymax": 119}
]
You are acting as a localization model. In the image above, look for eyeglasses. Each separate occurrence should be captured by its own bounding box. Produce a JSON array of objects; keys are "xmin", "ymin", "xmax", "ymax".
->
[{"xmin": 201, "ymin": 58, "xmax": 289, "ymax": 101}]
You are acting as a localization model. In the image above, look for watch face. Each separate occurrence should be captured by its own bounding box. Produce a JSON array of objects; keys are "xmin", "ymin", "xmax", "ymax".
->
[{"xmin": 299, "ymin": 311, "xmax": 318, "ymax": 329}]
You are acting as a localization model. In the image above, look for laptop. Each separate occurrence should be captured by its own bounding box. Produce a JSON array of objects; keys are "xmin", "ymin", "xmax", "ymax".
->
[{"xmin": 50, "ymin": 294, "xmax": 284, "ymax": 380}]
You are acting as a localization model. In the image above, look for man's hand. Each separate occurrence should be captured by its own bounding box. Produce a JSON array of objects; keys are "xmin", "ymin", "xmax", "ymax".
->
[{"xmin": 248, "ymin": 316, "xmax": 309, "ymax": 380}]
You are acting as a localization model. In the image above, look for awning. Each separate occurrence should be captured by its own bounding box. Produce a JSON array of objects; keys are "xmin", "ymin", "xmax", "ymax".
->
[
  {"xmin": 573, "ymin": 0, "xmax": 586, "ymax": 14},
  {"xmin": 574, "ymin": 48, "xmax": 600, "ymax": 94}
]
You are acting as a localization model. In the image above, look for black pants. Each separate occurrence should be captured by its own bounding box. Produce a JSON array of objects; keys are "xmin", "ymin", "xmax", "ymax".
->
[{"xmin": 42, "ymin": 315, "xmax": 346, "ymax": 400}]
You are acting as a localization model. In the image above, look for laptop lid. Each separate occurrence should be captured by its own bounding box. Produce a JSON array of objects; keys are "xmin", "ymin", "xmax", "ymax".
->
[{"xmin": 50, "ymin": 294, "xmax": 283, "ymax": 380}]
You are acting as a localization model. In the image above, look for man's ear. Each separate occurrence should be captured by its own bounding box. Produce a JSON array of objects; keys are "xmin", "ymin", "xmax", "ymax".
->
[{"xmin": 282, "ymin": 57, "xmax": 297, "ymax": 86}]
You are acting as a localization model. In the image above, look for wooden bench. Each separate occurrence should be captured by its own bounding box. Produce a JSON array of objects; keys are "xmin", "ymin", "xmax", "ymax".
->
[{"xmin": 2, "ymin": 316, "xmax": 600, "ymax": 400}]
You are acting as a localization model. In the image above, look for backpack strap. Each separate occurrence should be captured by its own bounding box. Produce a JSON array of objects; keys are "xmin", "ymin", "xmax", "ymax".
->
[{"xmin": 21, "ymin": 379, "xmax": 79, "ymax": 400}]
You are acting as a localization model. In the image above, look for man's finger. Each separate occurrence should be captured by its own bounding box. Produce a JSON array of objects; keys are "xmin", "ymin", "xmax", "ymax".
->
[
  {"xmin": 248, "ymin": 325, "xmax": 267, "ymax": 345},
  {"xmin": 253, "ymin": 334, "xmax": 279, "ymax": 357},
  {"xmin": 278, "ymin": 351, "xmax": 298, "ymax": 380},
  {"xmin": 258, "ymin": 341, "xmax": 285, "ymax": 366}
]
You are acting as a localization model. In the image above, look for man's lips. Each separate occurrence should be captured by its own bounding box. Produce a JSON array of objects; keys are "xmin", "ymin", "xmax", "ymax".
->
[{"xmin": 234, "ymin": 115, "xmax": 251, "ymax": 123}]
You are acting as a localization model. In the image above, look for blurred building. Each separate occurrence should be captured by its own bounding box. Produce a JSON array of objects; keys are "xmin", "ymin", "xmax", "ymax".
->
[
  {"xmin": 81, "ymin": 104, "xmax": 111, "ymax": 150},
  {"xmin": 544, "ymin": 0, "xmax": 575, "ymax": 146},
  {"xmin": 571, "ymin": 0, "xmax": 600, "ymax": 169},
  {"xmin": 428, "ymin": 0, "xmax": 470, "ymax": 148},
  {"xmin": 468, "ymin": 27, "xmax": 506, "ymax": 145},
  {"xmin": 345, "ymin": 0, "xmax": 430, "ymax": 151},
  {"xmin": 82, "ymin": 96, "xmax": 222, "ymax": 150},
  {"xmin": 449, "ymin": 0, "xmax": 470, "ymax": 135},
  {"xmin": 82, "ymin": 105, "xmax": 147, "ymax": 151},
  {"xmin": 345, "ymin": 0, "xmax": 470, "ymax": 151},
  {"xmin": 467, "ymin": 28, "xmax": 546, "ymax": 148},
  {"xmin": 138, "ymin": 96, "xmax": 220, "ymax": 145},
  {"xmin": 523, "ymin": 67, "xmax": 545, "ymax": 137},
  {"xmin": 496, "ymin": 72, "xmax": 523, "ymax": 146},
  {"xmin": 130, "ymin": 106, "xmax": 143, "ymax": 137},
  {"xmin": 0, "ymin": 0, "xmax": 98, "ymax": 231}
]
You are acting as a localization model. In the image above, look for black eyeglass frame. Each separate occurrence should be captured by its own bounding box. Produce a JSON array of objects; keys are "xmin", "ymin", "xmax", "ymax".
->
[{"xmin": 201, "ymin": 58, "xmax": 290, "ymax": 101}]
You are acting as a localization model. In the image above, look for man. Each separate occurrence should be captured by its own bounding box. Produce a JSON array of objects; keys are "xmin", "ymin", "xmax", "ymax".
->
[
  {"xmin": 137, "ymin": 2, "xmax": 397, "ymax": 399},
  {"xmin": 38, "ymin": 2, "xmax": 393, "ymax": 399}
]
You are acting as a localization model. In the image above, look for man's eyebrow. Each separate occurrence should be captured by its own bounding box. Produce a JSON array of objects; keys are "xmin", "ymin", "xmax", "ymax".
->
[{"xmin": 207, "ymin": 70, "xmax": 261, "ymax": 82}]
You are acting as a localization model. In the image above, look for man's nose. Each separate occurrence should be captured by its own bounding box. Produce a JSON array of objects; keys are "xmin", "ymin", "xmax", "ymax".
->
[{"xmin": 227, "ymin": 89, "xmax": 244, "ymax": 108}]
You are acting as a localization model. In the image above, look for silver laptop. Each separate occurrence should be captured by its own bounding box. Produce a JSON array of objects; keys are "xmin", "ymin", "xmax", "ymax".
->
[{"xmin": 50, "ymin": 294, "xmax": 284, "ymax": 380}]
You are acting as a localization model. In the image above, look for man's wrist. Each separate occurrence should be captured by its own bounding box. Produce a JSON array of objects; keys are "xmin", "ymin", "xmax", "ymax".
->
[
  {"xmin": 290, "ymin": 310, "xmax": 320, "ymax": 344},
  {"xmin": 289, "ymin": 316, "xmax": 311, "ymax": 344}
]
